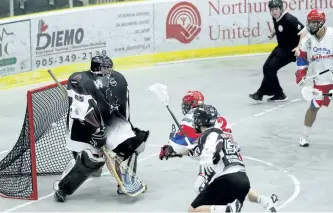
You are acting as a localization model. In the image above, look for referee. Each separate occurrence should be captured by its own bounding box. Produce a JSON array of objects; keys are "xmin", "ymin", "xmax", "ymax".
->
[{"xmin": 249, "ymin": 0, "xmax": 307, "ymax": 102}]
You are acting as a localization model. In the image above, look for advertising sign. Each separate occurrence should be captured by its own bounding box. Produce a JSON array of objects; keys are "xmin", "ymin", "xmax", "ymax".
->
[
  {"xmin": 2, "ymin": 0, "xmax": 333, "ymax": 76},
  {"xmin": 0, "ymin": 20, "xmax": 32, "ymax": 76},
  {"xmin": 110, "ymin": 4, "xmax": 154, "ymax": 57},
  {"xmin": 29, "ymin": 3, "xmax": 153, "ymax": 70},
  {"xmin": 153, "ymin": 0, "xmax": 333, "ymax": 52},
  {"xmin": 30, "ymin": 14, "xmax": 108, "ymax": 70}
]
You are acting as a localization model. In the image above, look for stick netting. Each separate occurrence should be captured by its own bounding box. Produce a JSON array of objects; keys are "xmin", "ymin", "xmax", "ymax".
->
[{"xmin": 0, "ymin": 82, "xmax": 72, "ymax": 199}]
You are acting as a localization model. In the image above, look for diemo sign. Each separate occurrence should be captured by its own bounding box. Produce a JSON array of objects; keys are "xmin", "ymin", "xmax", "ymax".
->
[{"xmin": 36, "ymin": 19, "xmax": 84, "ymax": 51}]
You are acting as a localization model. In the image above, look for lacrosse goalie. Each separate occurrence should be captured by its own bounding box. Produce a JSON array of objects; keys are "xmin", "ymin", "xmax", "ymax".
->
[
  {"xmin": 54, "ymin": 55, "xmax": 149, "ymax": 202},
  {"xmin": 296, "ymin": 9, "xmax": 333, "ymax": 147}
]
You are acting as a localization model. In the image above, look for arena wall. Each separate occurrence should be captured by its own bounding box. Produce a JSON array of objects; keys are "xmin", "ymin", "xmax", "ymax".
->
[{"xmin": 0, "ymin": 0, "xmax": 332, "ymax": 90}]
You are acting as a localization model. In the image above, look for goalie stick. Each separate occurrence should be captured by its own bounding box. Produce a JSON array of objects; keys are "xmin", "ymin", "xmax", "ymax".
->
[
  {"xmin": 88, "ymin": 95, "xmax": 146, "ymax": 197},
  {"xmin": 47, "ymin": 69, "xmax": 146, "ymax": 197},
  {"xmin": 47, "ymin": 69, "xmax": 68, "ymax": 98},
  {"xmin": 102, "ymin": 147, "xmax": 146, "ymax": 196}
]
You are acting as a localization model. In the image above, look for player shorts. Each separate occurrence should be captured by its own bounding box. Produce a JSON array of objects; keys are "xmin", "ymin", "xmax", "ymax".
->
[
  {"xmin": 190, "ymin": 171, "xmax": 250, "ymax": 208},
  {"xmin": 311, "ymin": 84, "xmax": 333, "ymax": 108}
]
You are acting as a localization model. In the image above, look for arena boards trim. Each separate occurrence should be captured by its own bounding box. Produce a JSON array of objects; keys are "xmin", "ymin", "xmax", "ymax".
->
[{"xmin": 0, "ymin": 43, "xmax": 276, "ymax": 91}]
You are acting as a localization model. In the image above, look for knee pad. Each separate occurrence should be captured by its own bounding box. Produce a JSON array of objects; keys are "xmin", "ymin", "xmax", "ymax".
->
[{"xmin": 58, "ymin": 149, "xmax": 105, "ymax": 195}]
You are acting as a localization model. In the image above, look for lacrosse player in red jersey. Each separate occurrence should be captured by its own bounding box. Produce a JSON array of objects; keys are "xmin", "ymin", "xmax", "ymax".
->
[
  {"xmin": 296, "ymin": 9, "xmax": 333, "ymax": 147},
  {"xmin": 159, "ymin": 91, "xmax": 278, "ymax": 212}
]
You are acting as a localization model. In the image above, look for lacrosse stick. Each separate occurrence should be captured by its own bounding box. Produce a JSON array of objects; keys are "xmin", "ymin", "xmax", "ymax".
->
[
  {"xmin": 301, "ymin": 86, "xmax": 333, "ymax": 101},
  {"xmin": 88, "ymin": 96, "xmax": 146, "ymax": 197},
  {"xmin": 147, "ymin": 83, "xmax": 192, "ymax": 146},
  {"xmin": 47, "ymin": 70, "xmax": 146, "ymax": 197},
  {"xmin": 47, "ymin": 69, "xmax": 68, "ymax": 98},
  {"xmin": 299, "ymin": 67, "xmax": 333, "ymax": 86},
  {"xmin": 102, "ymin": 146, "xmax": 146, "ymax": 197}
]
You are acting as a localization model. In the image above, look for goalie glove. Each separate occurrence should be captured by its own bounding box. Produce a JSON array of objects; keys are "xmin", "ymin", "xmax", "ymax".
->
[{"xmin": 90, "ymin": 127, "xmax": 107, "ymax": 148}]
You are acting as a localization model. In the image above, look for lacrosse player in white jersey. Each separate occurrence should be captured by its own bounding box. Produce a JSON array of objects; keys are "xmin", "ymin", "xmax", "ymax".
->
[
  {"xmin": 160, "ymin": 91, "xmax": 278, "ymax": 212},
  {"xmin": 296, "ymin": 9, "xmax": 333, "ymax": 147},
  {"xmin": 184, "ymin": 104, "xmax": 251, "ymax": 212}
]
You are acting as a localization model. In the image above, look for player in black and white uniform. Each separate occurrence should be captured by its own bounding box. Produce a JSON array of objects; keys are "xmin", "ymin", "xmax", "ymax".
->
[
  {"xmin": 54, "ymin": 55, "xmax": 149, "ymax": 202},
  {"xmin": 188, "ymin": 105, "xmax": 250, "ymax": 213}
]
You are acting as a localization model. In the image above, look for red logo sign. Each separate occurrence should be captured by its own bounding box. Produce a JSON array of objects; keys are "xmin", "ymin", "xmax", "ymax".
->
[{"xmin": 166, "ymin": 2, "xmax": 201, "ymax": 44}]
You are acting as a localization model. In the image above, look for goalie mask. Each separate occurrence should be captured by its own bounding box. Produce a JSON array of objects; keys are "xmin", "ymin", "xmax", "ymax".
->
[
  {"xmin": 307, "ymin": 9, "xmax": 326, "ymax": 35},
  {"xmin": 181, "ymin": 90, "xmax": 204, "ymax": 115},
  {"xmin": 193, "ymin": 105, "xmax": 218, "ymax": 133},
  {"xmin": 91, "ymin": 55, "xmax": 114, "ymax": 88}
]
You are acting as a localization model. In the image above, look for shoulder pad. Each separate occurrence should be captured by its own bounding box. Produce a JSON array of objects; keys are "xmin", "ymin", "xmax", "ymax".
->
[
  {"xmin": 68, "ymin": 72, "xmax": 84, "ymax": 84},
  {"xmin": 112, "ymin": 71, "xmax": 128, "ymax": 86},
  {"xmin": 68, "ymin": 71, "xmax": 92, "ymax": 95}
]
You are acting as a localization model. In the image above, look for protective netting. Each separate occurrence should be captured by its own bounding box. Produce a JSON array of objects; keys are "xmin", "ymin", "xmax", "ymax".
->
[{"xmin": 0, "ymin": 82, "xmax": 73, "ymax": 199}]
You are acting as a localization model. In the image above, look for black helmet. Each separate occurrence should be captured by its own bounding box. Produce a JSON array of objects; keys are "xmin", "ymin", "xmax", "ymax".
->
[
  {"xmin": 268, "ymin": 0, "xmax": 283, "ymax": 9},
  {"xmin": 193, "ymin": 104, "xmax": 218, "ymax": 133},
  {"xmin": 90, "ymin": 55, "xmax": 113, "ymax": 76}
]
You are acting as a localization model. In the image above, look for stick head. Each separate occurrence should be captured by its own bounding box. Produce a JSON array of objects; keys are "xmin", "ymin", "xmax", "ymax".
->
[
  {"xmin": 301, "ymin": 86, "xmax": 323, "ymax": 101},
  {"xmin": 147, "ymin": 83, "xmax": 169, "ymax": 106}
]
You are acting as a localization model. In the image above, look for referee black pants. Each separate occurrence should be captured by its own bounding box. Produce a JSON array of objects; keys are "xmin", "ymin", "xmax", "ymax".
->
[{"xmin": 257, "ymin": 46, "xmax": 296, "ymax": 96}]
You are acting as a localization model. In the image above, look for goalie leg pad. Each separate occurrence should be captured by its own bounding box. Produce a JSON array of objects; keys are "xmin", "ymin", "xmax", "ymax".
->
[
  {"xmin": 126, "ymin": 152, "xmax": 138, "ymax": 173},
  {"xmin": 58, "ymin": 149, "xmax": 105, "ymax": 195},
  {"xmin": 114, "ymin": 152, "xmax": 147, "ymax": 196}
]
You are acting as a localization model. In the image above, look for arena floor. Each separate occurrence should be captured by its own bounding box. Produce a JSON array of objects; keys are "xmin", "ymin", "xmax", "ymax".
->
[{"xmin": 0, "ymin": 54, "xmax": 332, "ymax": 212}]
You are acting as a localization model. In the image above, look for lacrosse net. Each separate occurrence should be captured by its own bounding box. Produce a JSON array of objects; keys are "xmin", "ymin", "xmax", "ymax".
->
[{"xmin": 0, "ymin": 80, "xmax": 72, "ymax": 200}]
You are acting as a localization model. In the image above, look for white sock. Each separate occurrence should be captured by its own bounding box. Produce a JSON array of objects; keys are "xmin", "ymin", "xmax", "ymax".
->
[
  {"xmin": 210, "ymin": 205, "xmax": 227, "ymax": 212},
  {"xmin": 258, "ymin": 196, "xmax": 269, "ymax": 207},
  {"xmin": 256, "ymin": 196, "xmax": 261, "ymax": 203},
  {"xmin": 303, "ymin": 126, "xmax": 310, "ymax": 136}
]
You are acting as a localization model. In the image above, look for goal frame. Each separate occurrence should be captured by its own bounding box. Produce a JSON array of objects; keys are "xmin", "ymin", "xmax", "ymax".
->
[{"xmin": 0, "ymin": 80, "xmax": 68, "ymax": 200}]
